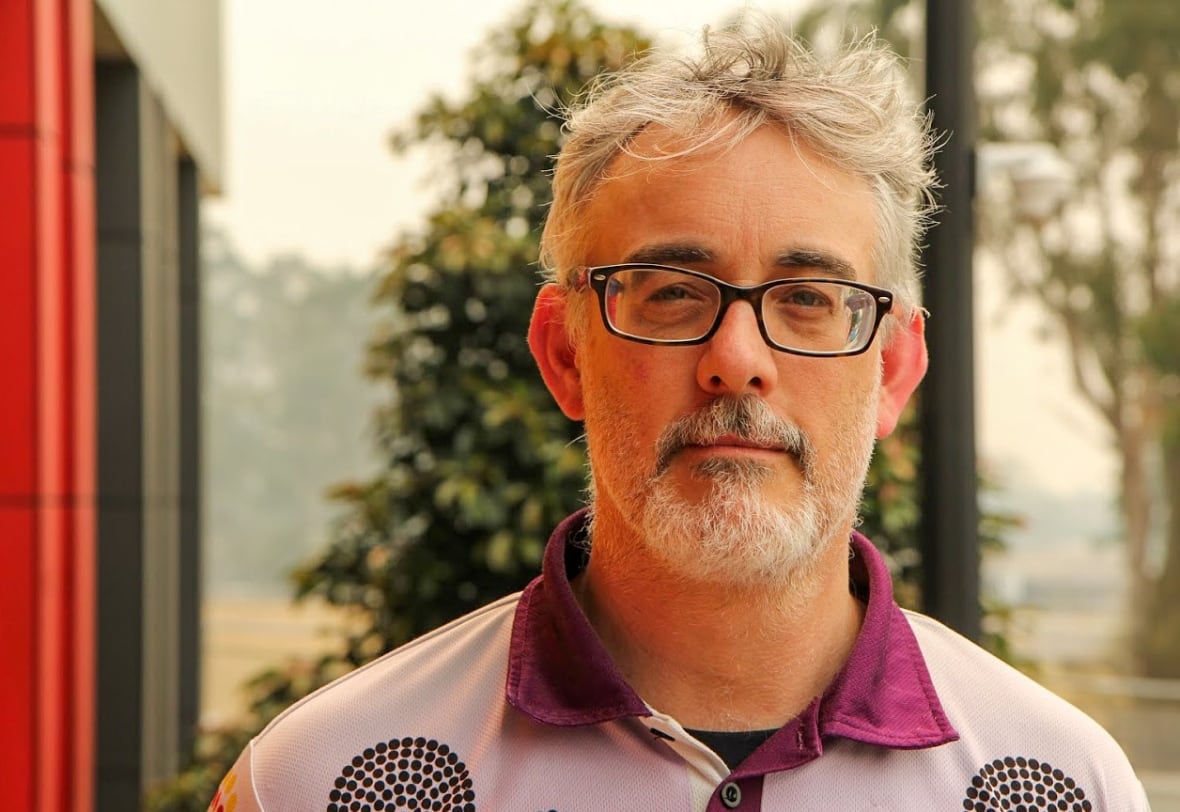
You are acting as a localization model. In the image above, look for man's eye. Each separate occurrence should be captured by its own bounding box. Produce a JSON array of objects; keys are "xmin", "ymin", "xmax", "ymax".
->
[
  {"xmin": 647, "ymin": 284, "xmax": 700, "ymax": 302},
  {"xmin": 779, "ymin": 287, "xmax": 833, "ymax": 308}
]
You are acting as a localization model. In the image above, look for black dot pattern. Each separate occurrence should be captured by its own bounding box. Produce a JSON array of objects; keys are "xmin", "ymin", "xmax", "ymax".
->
[
  {"xmin": 326, "ymin": 737, "xmax": 476, "ymax": 812},
  {"xmin": 962, "ymin": 756, "xmax": 1093, "ymax": 812}
]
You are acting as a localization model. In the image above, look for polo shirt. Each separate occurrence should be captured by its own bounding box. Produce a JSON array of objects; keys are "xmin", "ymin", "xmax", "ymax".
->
[{"xmin": 211, "ymin": 510, "xmax": 1149, "ymax": 811}]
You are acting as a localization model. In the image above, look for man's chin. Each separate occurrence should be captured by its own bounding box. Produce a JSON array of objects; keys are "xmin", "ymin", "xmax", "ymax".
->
[
  {"xmin": 657, "ymin": 457, "xmax": 804, "ymax": 507},
  {"xmin": 644, "ymin": 525, "xmax": 825, "ymax": 592},
  {"xmin": 636, "ymin": 478, "xmax": 827, "ymax": 587},
  {"xmin": 689, "ymin": 455, "xmax": 775, "ymax": 480}
]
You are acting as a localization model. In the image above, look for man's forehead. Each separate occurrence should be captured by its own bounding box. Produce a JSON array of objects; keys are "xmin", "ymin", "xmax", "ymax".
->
[
  {"xmin": 595, "ymin": 117, "xmax": 864, "ymax": 209},
  {"xmin": 579, "ymin": 121, "xmax": 877, "ymax": 283},
  {"xmin": 623, "ymin": 242, "xmax": 860, "ymax": 281}
]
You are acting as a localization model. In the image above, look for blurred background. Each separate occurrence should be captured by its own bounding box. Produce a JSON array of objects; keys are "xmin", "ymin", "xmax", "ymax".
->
[{"xmin": 4, "ymin": 0, "xmax": 1178, "ymax": 809}]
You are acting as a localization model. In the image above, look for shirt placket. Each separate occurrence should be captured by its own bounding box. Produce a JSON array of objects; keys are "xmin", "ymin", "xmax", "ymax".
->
[{"xmin": 646, "ymin": 709, "xmax": 769, "ymax": 811}]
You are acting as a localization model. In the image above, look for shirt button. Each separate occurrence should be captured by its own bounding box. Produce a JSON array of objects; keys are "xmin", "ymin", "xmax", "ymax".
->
[{"xmin": 720, "ymin": 781, "xmax": 742, "ymax": 808}]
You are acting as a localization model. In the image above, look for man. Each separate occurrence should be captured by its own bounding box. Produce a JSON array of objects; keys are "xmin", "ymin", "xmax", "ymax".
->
[{"xmin": 211, "ymin": 21, "xmax": 1148, "ymax": 812}]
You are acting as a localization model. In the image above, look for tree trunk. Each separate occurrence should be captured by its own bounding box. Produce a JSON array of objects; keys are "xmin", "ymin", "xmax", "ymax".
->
[
  {"xmin": 1140, "ymin": 419, "xmax": 1180, "ymax": 677},
  {"xmin": 1120, "ymin": 418, "xmax": 1155, "ymax": 627}
]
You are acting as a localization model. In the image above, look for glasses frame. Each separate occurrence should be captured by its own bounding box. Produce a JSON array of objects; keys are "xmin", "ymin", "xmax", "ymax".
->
[{"xmin": 578, "ymin": 263, "xmax": 895, "ymax": 358}]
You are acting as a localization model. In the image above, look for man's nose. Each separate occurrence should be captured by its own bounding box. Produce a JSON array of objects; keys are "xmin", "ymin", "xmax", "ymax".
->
[{"xmin": 695, "ymin": 301, "xmax": 779, "ymax": 396}]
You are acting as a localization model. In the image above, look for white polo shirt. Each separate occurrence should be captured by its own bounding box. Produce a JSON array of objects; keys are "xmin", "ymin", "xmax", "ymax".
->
[{"xmin": 210, "ymin": 510, "xmax": 1150, "ymax": 811}]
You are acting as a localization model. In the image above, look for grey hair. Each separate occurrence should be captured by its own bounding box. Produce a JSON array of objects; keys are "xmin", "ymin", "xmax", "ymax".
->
[{"xmin": 539, "ymin": 18, "xmax": 940, "ymax": 338}]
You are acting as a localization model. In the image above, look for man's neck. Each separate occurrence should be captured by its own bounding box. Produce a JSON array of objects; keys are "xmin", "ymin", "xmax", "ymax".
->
[{"xmin": 571, "ymin": 508, "xmax": 865, "ymax": 732}]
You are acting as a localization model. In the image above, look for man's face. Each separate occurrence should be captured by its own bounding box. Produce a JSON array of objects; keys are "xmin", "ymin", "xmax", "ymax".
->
[{"xmin": 572, "ymin": 123, "xmax": 885, "ymax": 587}]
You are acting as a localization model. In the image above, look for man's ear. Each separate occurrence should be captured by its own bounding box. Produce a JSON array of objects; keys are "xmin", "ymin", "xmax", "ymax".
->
[
  {"xmin": 876, "ymin": 310, "xmax": 928, "ymax": 438},
  {"xmin": 529, "ymin": 284, "xmax": 585, "ymax": 420}
]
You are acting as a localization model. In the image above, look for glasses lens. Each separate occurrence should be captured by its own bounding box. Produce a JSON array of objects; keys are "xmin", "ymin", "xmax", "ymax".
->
[
  {"xmin": 603, "ymin": 268, "xmax": 721, "ymax": 341},
  {"xmin": 763, "ymin": 282, "xmax": 877, "ymax": 353}
]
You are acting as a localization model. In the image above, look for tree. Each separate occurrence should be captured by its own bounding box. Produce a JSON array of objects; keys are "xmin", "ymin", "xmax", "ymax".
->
[
  {"xmin": 1137, "ymin": 297, "xmax": 1180, "ymax": 675},
  {"xmin": 973, "ymin": 0, "xmax": 1180, "ymax": 675}
]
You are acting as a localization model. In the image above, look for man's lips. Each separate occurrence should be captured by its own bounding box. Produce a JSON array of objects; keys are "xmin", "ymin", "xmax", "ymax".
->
[
  {"xmin": 677, "ymin": 435, "xmax": 790, "ymax": 457},
  {"xmin": 698, "ymin": 433, "xmax": 782, "ymax": 451}
]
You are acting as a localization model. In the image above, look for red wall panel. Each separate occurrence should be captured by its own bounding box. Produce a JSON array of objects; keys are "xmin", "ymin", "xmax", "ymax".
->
[
  {"xmin": 0, "ymin": 505, "xmax": 35, "ymax": 812},
  {"xmin": 0, "ymin": 1, "xmax": 42, "ymax": 805},
  {"xmin": 0, "ymin": 0, "xmax": 96, "ymax": 809},
  {"xmin": 63, "ymin": 0, "xmax": 97, "ymax": 807},
  {"xmin": 0, "ymin": 0, "xmax": 34, "ymax": 124},
  {"xmin": 0, "ymin": 0, "xmax": 38, "ymax": 498}
]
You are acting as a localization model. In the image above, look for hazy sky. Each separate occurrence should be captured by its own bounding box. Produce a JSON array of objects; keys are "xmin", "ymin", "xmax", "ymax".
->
[{"xmin": 204, "ymin": 0, "xmax": 1116, "ymax": 505}]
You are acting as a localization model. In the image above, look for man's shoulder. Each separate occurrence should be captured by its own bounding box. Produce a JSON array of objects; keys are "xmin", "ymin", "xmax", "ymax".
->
[
  {"xmin": 900, "ymin": 608, "xmax": 1148, "ymax": 806},
  {"xmin": 265, "ymin": 591, "xmax": 520, "ymax": 733},
  {"xmin": 233, "ymin": 592, "xmax": 522, "ymax": 811},
  {"xmin": 902, "ymin": 608, "xmax": 1101, "ymax": 729}
]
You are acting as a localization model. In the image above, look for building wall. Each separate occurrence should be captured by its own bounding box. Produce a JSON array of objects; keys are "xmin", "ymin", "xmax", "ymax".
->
[
  {"xmin": 94, "ymin": 0, "xmax": 222, "ymax": 189},
  {"xmin": 1, "ymin": 1, "xmax": 219, "ymax": 808},
  {"xmin": 0, "ymin": 1, "xmax": 96, "ymax": 809},
  {"xmin": 93, "ymin": 59, "xmax": 204, "ymax": 808}
]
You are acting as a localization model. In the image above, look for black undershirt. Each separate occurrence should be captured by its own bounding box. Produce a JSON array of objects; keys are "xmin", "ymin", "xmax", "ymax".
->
[{"xmin": 685, "ymin": 728, "xmax": 779, "ymax": 770}]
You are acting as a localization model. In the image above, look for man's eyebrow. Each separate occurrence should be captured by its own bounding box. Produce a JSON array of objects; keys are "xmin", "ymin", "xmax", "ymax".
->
[
  {"xmin": 775, "ymin": 249, "xmax": 857, "ymax": 280},
  {"xmin": 624, "ymin": 243, "xmax": 714, "ymax": 266},
  {"xmin": 621, "ymin": 244, "xmax": 859, "ymax": 279}
]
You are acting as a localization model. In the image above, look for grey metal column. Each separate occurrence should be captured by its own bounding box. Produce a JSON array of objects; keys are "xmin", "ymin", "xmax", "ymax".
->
[
  {"xmin": 95, "ymin": 60, "xmax": 186, "ymax": 808},
  {"xmin": 95, "ymin": 61, "xmax": 146, "ymax": 812},
  {"xmin": 177, "ymin": 157, "xmax": 202, "ymax": 761},
  {"xmin": 139, "ymin": 68, "xmax": 183, "ymax": 789},
  {"xmin": 921, "ymin": 0, "xmax": 981, "ymax": 640}
]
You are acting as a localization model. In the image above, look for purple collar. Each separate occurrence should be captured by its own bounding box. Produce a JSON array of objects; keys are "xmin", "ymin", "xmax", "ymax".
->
[{"xmin": 506, "ymin": 509, "xmax": 958, "ymax": 765}]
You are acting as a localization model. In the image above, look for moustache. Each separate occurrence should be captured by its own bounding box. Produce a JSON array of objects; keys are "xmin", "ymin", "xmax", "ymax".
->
[{"xmin": 653, "ymin": 396, "xmax": 815, "ymax": 478}]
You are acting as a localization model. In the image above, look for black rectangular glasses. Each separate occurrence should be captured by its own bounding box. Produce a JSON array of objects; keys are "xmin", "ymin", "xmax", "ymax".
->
[{"xmin": 578, "ymin": 263, "xmax": 894, "ymax": 357}]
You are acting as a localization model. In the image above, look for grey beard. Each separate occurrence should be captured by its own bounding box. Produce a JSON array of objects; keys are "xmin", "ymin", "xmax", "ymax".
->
[{"xmin": 638, "ymin": 466, "xmax": 825, "ymax": 588}]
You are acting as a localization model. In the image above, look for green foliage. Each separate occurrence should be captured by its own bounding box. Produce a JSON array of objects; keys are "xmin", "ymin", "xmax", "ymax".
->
[
  {"xmin": 1139, "ymin": 296, "xmax": 1180, "ymax": 387},
  {"xmin": 860, "ymin": 403, "xmax": 923, "ymax": 605}
]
